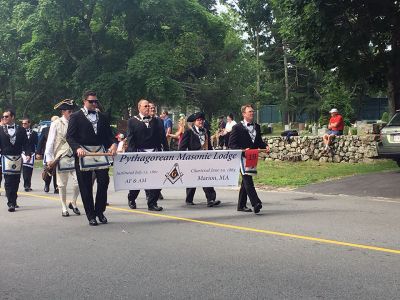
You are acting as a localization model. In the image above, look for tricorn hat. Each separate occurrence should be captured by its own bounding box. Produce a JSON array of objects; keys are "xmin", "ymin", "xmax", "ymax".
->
[
  {"xmin": 187, "ymin": 112, "xmax": 205, "ymax": 122},
  {"xmin": 54, "ymin": 99, "xmax": 77, "ymax": 111}
]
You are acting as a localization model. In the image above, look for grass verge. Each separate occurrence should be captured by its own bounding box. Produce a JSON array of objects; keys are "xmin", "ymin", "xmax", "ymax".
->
[{"xmin": 253, "ymin": 159, "xmax": 399, "ymax": 188}]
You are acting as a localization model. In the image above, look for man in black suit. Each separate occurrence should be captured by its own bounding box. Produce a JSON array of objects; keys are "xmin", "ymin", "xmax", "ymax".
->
[
  {"xmin": 0, "ymin": 109, "xmax": 31, "ymax": 212},
  {"xmin": 37, "ymin": 121, "xmax": 59, "ymax": 193},
  {"xmin": 229, "ymin": 104, "xmax": 269, "ymax": 214},
  {"xmin": 179, "ymin": 112, "xmax": 221, "ymax": 207},
  {"xmin": 126, "ymin": 99, "xmax": 168, "ymax": 211},
  {"xmin": 67, "ymin": 90, "xmax": 117, "ymax": 226},
  {"xmin": 21, "ymin": 117, "xmax": 38, "ymax": 192}
]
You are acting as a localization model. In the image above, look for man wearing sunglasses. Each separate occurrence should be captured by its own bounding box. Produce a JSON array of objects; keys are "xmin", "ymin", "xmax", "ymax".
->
[
  {"xmin": 67, "ymin": 90, "xmax": 117, "ymax": 226},
  {"xmin": 21, "ymin": 117, "xmax": 38, "ymax": 192},
  {"xmin": 0, "ymin": 109, "xmax": 31, "ymax": 212}
]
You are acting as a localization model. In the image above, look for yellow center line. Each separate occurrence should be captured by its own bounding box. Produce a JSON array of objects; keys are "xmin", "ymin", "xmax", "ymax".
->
[{"xmin": 17, "ymin": 191, "xmax": 400, "ymax": 255}]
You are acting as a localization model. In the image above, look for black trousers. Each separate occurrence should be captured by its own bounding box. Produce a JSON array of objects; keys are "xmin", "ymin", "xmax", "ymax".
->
[
  {"xmin": 4, "ymin": 174, "xmax": 20, "ymax": 207},
  {"xmin": 238, "ymin": 175, "xmax": 262, "ymax": 209},
  {"xmin": 44, "ymin": 171, "xmax": 58, "ymax": 190},
  {"xmin": 218, "ymin": 135, "xmax": 225, "ymax": 148},
  {"xmin": 75, "ymin": 163, "xmax": 109, "ymax": 221},
  {"xmin": 186, "ymin": 187, "xmax": 216, "ymax": 203},
  {"xmin": 128, "ymin": 189, "xmax": 160, "ymax": 208},
  {"xmin": 22, "ymin": 166, "xmax": 33, "ymax": 188}
]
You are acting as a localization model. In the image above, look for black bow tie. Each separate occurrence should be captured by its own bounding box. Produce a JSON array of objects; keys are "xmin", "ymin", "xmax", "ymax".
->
[
  {"xmin": 247, "ymin": 123, "xmax": 254, "ymax": 127},
  {"xmin": 142, "ymin": 116, "xmax": 151, "ymax": 120},
  {"xmin": 198, "ymin": 128, "xmax": 205, "ymax": 132},
  {"xmin": 8, "ymin": 125, "xmax": 14, "ymax": 129},
  {"xmin": 88, "ymin": 110, "xmax": 96, "ymax": 114}
]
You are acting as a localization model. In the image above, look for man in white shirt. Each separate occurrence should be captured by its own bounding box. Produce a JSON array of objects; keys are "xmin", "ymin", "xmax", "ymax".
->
[{"xmin": 45, "ymin": 99, "xmax": 81, "ymax": 217}]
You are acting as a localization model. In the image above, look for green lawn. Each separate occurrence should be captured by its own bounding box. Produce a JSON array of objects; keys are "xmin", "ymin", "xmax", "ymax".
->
[{"xmin": 253, "ymin": 159, "xmax": 399, "ymax": 188}]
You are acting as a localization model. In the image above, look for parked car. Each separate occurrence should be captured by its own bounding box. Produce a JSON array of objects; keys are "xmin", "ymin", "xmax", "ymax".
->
[
  {"xmin": 377, "ymin": 110, "xmax": 400, "ymax": 166},
  {"xmin": 33, "ymin": 120, "xmax": 51, "ymax": 143}
]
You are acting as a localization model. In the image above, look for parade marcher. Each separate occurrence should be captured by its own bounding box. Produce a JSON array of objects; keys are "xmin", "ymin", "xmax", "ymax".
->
[
  {"xmin": 66, "ymin": 90, "xmax": 117, "ymax": 226},
  {"xmin": 217, "ymin": 116, "xmax": 226, "ymax": 149},
  {"xmin": 127, "ymin": 99, "xmax": 168, "ymax": 211},
  {"xmin": 45, "ymin": 99, "xmax": 81, "ymax": 217},
  {"xmin": 0, "ymin": 109, "xmax": 31, "ymax": 212},
  {"xmin": 21, "ymin": 117, "xmax": 38, "ymax": 192},
  {"xmin": 179, "ymin": 112, "xmax": 221, "ymax": 207},
  {"xmin": 37, "ymin": 117, "xmax": 59, "ymax": 194},
  {"xmin": 229, "ymin": 104, "xmax": 268, "ymax": 214}
]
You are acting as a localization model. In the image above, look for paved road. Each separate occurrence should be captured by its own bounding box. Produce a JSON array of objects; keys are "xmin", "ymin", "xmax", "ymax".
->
[
  {"xmin": 296, "ymin": 170, "xmax": 400, "ymax": 199},
  {"xmin": 1, "ymin": 169, "xmax": 399, "ymax": 299}
]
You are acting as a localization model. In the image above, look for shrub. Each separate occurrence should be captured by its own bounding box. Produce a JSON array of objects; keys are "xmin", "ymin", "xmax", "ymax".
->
[{"xmin": 381, "ymin": 112, "xmax": 389, "ymax": 123}]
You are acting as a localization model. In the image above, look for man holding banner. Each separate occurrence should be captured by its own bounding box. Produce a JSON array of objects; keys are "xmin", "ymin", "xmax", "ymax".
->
[
  {"xmin": 126, "ymin": 99, "xmax": 168, "ymax": 211},
  {"xmin": 67, "ymin": 90, "xmax": 117, "ymax": 226},
  {"xmin": 0, "ymin": 109, "xmax": 31, "ymax": 212},
  {"xmin": 179, "ymin": 112, "xmax": 221, "ymax": 207},
  {"xmin": 229, "ymin": 104, "xmax": 268, "ymax": 214}
]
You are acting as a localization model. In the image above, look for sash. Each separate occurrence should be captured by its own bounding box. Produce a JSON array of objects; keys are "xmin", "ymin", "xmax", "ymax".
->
[
  {"xmin": 2, "ymin": 155, "xmax": 22, "ymax": 175},
  {"xmin": 79, "ymin": 145, "xmax": 110, "ymax": 171},
  {"xmin": 22, "ymin": 152, "xmax": 35, "ymax": 168}
]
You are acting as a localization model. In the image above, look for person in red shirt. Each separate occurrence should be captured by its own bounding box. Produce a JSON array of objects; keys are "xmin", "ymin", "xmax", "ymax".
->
[{"xmin": 323, "ymin": 108, "xmax": 344, "ymax": 150}]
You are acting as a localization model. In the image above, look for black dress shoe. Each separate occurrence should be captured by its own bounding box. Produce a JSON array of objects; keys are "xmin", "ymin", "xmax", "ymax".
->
[
  {"xmin": 25, "ymin": 188, "xmax": 29, "ymax": 192},
  {"xmin": 159, "ymin": 193, "xmax": 164, "ymax": 200},
  {"xmin": 128, "ymin": 200, "xmax": 137, "ymax": 209},
  {"xmin": 89, "ymin": 219, "xmax": 98, "ymax": 226},
  {"xmin": 237, "ymin": 206, "xmax": 252, "ymax": 212},
  {"xmin": 254, "ymin": 203, "xmax": 262, "ymax": 214},
  {"xmin": 15, "ymin": 204, "xmax": 20, "ymax": 208},
  {"xmin": 148, "ymin": 206, "xmax": 163, "ymax": 211},
  {"xmin": 97, "ymin": 214, "xmax": 108, "ymax": 224},
  {"xmin": 62, "ymin": 211, "xmax": 69, "ymax": 217},
  {"xmin": 8, "ymin": 206, "xmax": 15, "ymax": 212},
  {"xmin": 68, "ymin": 203, "xmax": 81, "ymax": 215},
  {"xmin": 207, "ymin": 200, "xmax": 221, "ymax": 207},
  {"xmin": 44, "ymin": 185, "xmax": 49, "ymax": 193},
  {"xmin": 54, "ymin": 188, "xmax": 59, "ymax": 194},
  {"xmin": 186, "ymin": 201, "xmax": 195, "ymax": 205}
]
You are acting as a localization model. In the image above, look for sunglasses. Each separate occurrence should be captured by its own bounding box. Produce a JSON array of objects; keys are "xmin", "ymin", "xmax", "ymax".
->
[
  {"xmin": 87, "ymin": 100, "xmax": 99, "ymax": 104},
  {"xmin": 2, "ymin": 115, "xmax": 10, "ymax": 119}
]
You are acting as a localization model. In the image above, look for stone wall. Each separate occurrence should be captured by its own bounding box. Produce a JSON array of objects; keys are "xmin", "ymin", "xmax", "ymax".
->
[{"xmin": 262, "ymin": 135, "xmax": 379, "ymax": 163}]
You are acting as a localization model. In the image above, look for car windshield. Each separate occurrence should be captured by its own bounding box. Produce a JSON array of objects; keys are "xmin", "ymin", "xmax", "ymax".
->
[{"xmin": 388, "ymin": 113, "xmax": 400, "ymax": 126}]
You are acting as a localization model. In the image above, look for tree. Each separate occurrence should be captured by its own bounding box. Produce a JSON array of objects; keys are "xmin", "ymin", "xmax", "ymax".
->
[{"xmin": 273, "ymin": 0, "xmax": 400, "ymax": 116}]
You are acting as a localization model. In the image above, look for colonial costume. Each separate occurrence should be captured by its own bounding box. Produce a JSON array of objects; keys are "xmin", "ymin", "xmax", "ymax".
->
[{"xmin": 45, "ymin": 99, "xmax": 81, "ymax": 217}]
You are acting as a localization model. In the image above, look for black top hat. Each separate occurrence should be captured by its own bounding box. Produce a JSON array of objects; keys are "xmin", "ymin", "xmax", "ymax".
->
[
  {"xmin": 187, "ymin": 112, "xmax": 205, "ymax": 122},
  {"xmin": 54, "ymin": 99, "xmax": 77, "ymax": 111}
]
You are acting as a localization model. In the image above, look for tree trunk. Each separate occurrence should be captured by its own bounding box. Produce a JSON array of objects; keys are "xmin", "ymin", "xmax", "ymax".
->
[
  {"xmin": 256, "ymin": 33, "xmax": 260, "ymax": 123},
  {"xmin": 388, "ymin": 10, "xmax": 400, "ymax": 117},
  {"xmin": 283, "ymin": 42, "xmax": 289, "ymax": 124}
]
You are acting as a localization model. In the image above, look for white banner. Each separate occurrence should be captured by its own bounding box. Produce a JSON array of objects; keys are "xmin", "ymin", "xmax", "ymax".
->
[{"xmin": 113, "ymin": 150, "xmax": 242, "ymax": 191}]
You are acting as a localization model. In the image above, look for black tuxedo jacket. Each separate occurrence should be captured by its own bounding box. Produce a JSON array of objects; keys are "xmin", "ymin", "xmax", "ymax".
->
[
  {"xmin": 126, "ymin": 116, "xmax": 168, "ymax": 151},
  {"xmin": 66, "ymin": 110, "xmax": 115, "ymax": 154},
  {"xmin": 26, "ymin": 130, "xmax": 38, "ymax": 153},
  {"xmin": 228, "ymin": 122, "xmax": 267, "ymax": 150},
  {"xmin": 37, "ymin": 126, "xmax": 49, "ymax": 155},
  {"xmin": 0, "ymin": 125, "xmax": 31, "ymax": 156},
  {"xmin": 179, "ymin": 129, "xmax": 212, "ymax": 151}
]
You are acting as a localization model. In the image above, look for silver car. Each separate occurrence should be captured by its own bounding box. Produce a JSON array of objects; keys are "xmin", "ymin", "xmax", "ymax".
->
[{"xmin": 377, "ymin": 110, "xmax": 400, "ymax": 166}]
